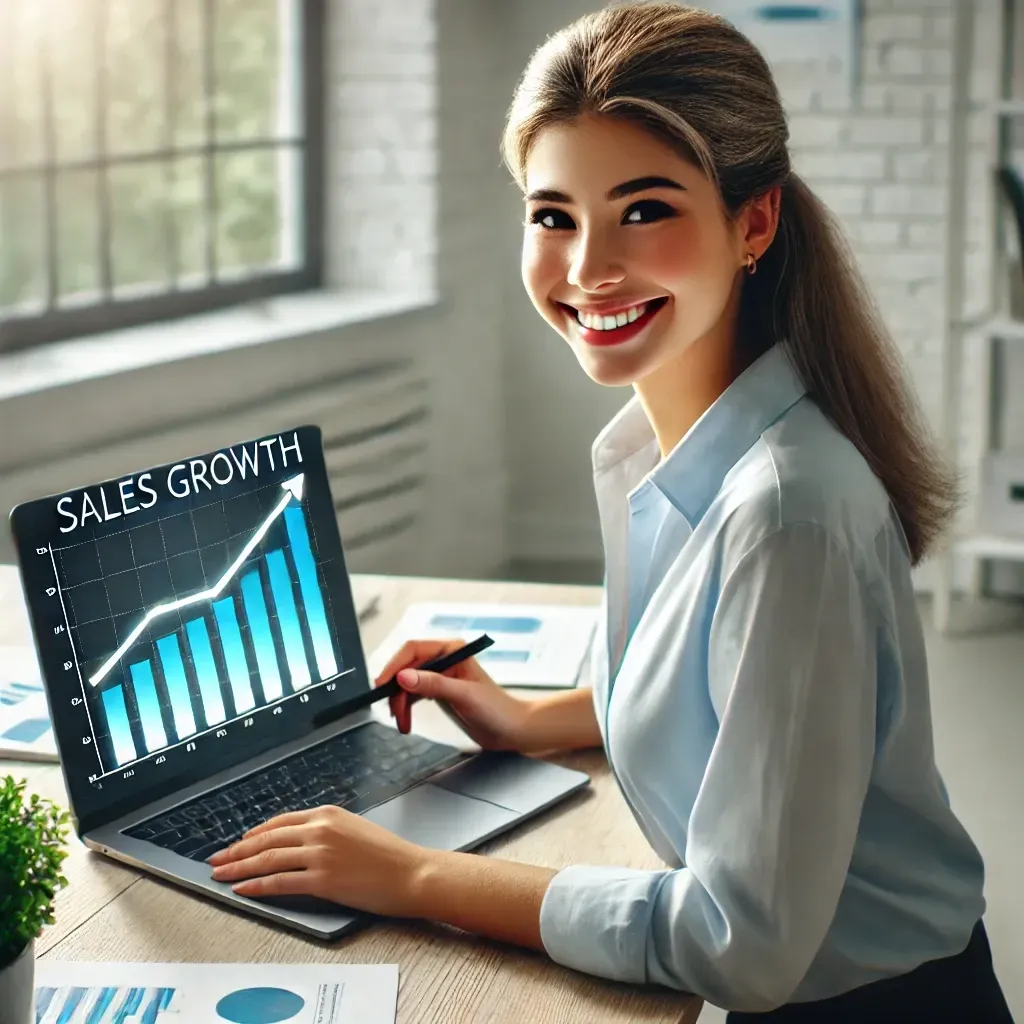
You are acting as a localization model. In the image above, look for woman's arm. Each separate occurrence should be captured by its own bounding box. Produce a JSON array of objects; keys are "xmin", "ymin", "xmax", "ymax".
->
[
  {"xmin": 208, "ymin": 691, "xmax": 600, "ymax": 947},
  {"xmin": 517, "ymin": 687, "xmax": 603, "ymax": 753},
  {"xmin": 208, "ymin": 804, "xmax": 558, "ymax": 948},
  {"xmin": 378, "ymin": 639, "xmax": 603, "ymax": 754},
  {"xmin": 211, "ymin": 524, "xmax": 874, "ymax": 1012},
  {"xmin": 405, "ymin": 851, "xmax": 556, "ymax": 950},
  {"xmin": 532, "ymin": 522, "xmax": 878, "ymax": 1011}
]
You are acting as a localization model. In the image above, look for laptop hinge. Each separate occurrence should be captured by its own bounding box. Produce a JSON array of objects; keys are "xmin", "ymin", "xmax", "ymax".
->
[{"xmin": 77, "ymin": 706, "xmax": 377, "ymax": 837}]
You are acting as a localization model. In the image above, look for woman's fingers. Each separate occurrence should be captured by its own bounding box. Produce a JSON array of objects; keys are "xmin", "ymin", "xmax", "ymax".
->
[
  {"xmin": 229, "ymin": 868, "xmax": 314, "ymax": 899},
  {"xmin": 373, "ymin": 638, "xmax": 465, "ymax": 688},
  {"xmin": 208, "ymin": 822, "xmax": 311, "ymax": 865},
  {"xmin": 211, "ymin": 845, "xmax": 310, "ymax": 883},
  {"xmin": 240, "ymin": 810, "xmax": 314, "ymax": 840},
  {"xmin": 395, "ymin": 690, "xmax": 412, "ymax": 733}
]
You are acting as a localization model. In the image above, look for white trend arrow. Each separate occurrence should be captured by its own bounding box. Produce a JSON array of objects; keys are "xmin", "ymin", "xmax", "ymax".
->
[{"xmin": 88, "ymin": 474, "xmax": 305, "ymax": 688}]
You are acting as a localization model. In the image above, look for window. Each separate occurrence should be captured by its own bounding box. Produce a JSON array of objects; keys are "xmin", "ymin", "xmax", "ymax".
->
[{"xmin": 0, "ymin": 0, "xmax": 324, "ymax": 352}]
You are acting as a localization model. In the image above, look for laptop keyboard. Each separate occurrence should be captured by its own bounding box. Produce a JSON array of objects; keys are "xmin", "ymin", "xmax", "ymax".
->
[{"xmin": 124, "ymin": 722, "xmax": 465, "ymax": 863}]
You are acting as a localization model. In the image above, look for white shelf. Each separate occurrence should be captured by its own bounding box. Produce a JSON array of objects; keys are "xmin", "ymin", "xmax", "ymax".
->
[
  {"xmin": 993, "ymin": 99, "xmax": 1024, "ymax": 116},
  {"xmin": 981, "ymin": 316, "xmax": 1024, "ymax": 342},
  {"xmin": 957, "ymin": 533, "xmax": 1024, "ymax": 560},
  {"xmin": 935, "ymin": 2, "xmax": 1021, "ymax": 633}
]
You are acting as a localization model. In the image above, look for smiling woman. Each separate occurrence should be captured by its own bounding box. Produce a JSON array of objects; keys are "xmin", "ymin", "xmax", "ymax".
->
[
  {"xmin": 204, "ymin": 5, "xmax": 1014, "ymax": 1022},
  {"xmin": 517, "ymin": 115, "xmax": 770, "ymax": 426}
]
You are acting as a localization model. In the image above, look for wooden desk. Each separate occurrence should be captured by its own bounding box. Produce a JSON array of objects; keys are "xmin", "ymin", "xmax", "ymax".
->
[{"xmin": 0, "ymin": 566, "xmax": 701, "ymax": 1024}]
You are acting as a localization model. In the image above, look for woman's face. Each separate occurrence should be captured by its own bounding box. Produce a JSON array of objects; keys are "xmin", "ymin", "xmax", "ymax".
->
[{"xmin": 521, "ymin": 115, "xmax": 753, "ymax": 388}]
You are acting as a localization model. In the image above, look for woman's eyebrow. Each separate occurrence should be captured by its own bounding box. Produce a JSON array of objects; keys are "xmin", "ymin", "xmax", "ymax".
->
[
  {"xmin": 607, "ymin": 175, "xmax": 686, "ymax": 199},
  {"xmin": 524, "ymin": 187, "xmax": 572, "ymax": 203},
  {"xmin": 524, "ymin": 176, "xmax": 687, "ymax": 204}
]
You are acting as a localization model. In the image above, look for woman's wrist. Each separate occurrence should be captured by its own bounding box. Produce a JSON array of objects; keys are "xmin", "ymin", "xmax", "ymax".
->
[
  {"xmin": 399, "ymin": 844, "xmax": 555, "ymax": 951},
  {"xmin": 514, "ymin": 688, "xmax": 603, "ymax": 754},
  {"xmin": 402, "ymin": 844, "xmax": 445, "ymax": 919}
]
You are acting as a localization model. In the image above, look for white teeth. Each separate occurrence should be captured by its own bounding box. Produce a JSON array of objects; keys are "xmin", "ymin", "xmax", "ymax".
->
[{"xmin": 576, "ymin": 302, "xmax": 649, "ymax": 331}]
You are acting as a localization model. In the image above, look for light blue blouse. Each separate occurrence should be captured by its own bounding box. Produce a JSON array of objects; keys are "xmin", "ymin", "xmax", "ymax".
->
[{"xmin": 538, "ymin": 343, "xmax": 986, "ymax": 1012}]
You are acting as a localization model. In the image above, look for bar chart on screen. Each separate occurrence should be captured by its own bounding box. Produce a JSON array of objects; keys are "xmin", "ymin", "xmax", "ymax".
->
[{"xmin": 47, "ymin": 473, "xmax": 352, "ymax": 779}]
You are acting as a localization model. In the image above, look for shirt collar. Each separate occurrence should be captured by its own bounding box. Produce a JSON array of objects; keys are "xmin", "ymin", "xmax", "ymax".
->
[{"xmin": 592, "ymin": 343, "xmax": 808, "ymax": 526}]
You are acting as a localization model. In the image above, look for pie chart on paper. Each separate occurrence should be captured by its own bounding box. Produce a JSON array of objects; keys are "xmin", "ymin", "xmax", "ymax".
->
[{"xmin": 215, "ymin": 987, "xmax": 306, "ymax": 1023}]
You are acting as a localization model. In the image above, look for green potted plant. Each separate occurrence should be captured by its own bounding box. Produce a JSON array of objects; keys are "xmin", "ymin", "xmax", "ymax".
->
[{"xmin": 0, "ymin": 775, "xmax": 70, "ymax": 1024}]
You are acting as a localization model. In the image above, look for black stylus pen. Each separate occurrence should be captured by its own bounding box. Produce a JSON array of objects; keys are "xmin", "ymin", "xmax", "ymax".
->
[{"xmin": 312, "ymin": 633, "xmax": 495, "ymax": 729}]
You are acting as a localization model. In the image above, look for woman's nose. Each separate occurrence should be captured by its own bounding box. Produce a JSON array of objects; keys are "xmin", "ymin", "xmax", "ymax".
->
[{"xmin": 567, "ymin": 230, "xmax": 626, "ymax": 292}]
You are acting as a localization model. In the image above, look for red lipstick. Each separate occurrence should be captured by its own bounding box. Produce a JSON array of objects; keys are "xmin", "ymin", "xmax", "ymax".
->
[{"xmin": 569, "ymin": 298, "xmax": 668, "ymax": 347}]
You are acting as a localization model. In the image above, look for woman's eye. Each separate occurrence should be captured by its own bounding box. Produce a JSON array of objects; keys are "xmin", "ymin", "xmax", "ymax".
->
[
  {"xmin": 529, "ymin": 208, "xmax": 575, "ymax": 230},
  {"xmin": 623, "ymin": 200, "xmax": 675, "ymax": 224}
]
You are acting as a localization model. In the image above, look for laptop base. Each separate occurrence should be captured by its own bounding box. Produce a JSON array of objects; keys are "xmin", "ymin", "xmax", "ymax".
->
[{"xmin": 85, "ymin": 751, "xmax": 590, "ymax": 940}]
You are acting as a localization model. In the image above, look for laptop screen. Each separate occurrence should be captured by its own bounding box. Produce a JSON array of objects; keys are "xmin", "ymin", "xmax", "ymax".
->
[{"xmin": 9, "ymin": 424, "xmax": 370, "ymax": 830}]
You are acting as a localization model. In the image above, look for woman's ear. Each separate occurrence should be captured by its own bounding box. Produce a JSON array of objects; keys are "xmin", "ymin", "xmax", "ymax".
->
[{"xmin": 739, "ymin": 185, "xmax": 782, "ymax": 265}]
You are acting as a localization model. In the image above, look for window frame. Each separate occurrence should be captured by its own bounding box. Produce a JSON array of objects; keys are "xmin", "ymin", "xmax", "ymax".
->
[{"xmin": 0, "ymin": 0, "xmax": 326, "ymax": 354}]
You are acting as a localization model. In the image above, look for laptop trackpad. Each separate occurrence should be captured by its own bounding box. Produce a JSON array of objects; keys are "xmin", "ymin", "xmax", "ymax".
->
[{"xmin": 361, "ymin": 783, "xmax": 519, "ymax": 851}]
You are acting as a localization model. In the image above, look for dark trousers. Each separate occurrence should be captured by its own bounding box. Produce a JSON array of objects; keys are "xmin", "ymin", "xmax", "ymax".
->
[{"xmin": 727, "ymin": 920, "xmax": 1014, "ymax": 1024}]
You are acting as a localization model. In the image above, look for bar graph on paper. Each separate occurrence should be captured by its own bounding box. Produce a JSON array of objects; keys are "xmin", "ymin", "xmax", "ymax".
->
[
  {"xmin": 34, "ymin": 985, "xmax": 178, "ymax": 1023},
  {"xmin": 49, "ymin": 474, "xmax": 349, "ymax": 779}
]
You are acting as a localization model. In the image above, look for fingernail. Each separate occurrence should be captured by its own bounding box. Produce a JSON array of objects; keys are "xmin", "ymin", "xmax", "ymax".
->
[{"xmin": 398, "ymin": 669, "xmax": 418, "ymax": 689}]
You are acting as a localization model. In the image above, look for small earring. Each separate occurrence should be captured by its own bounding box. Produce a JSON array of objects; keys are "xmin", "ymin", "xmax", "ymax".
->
[{"xmin": 745, "ymin": 253, "xmax": 757, "ymax": 276}]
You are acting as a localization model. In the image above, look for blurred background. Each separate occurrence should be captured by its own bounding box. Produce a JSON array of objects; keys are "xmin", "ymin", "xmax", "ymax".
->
[{"xmin": 0, "ymin": 1, "xmax": 1021, "ymax": 1016}]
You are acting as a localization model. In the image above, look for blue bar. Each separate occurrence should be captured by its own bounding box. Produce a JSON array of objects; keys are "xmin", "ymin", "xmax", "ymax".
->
[
  {"xmin": 1, "ymin": 718, "xmax": 51, "ymax": 743},
  {"xmin": 266, "ymin": 549, "xmax": 311, "ymax": 690},
  {"xmin": 9, "ymin": 680, "xmax": 43, "ymax": 693},
  {"xmin": 56, "ymin": 986, "xmax": 87, "ymax": 1023},
  {"xmin": 36, "ymin": 987, "xmax": 56, "ymax": 1019},
  {"xmin": 142, "ymin": 988, "xmax": 176, "ymax": 1024},
  {"xmin": 284, "ymin": 505, "xmax": 338, "ymax": 680},
  {"xmin": 212, "ymin": 596, "xmax": 255, "ymax": 714},
  {"xmin": 479, "ymin": 649, "xmax": 531, "ymax": 663},
  {"xmin": 101, "ymin": 684, "xmax": 136, "ymax": 767},
  {"xmin": 86, "ymin": 987, "xmax": 119, "ymax": 1024},
  {"xmin": 112, "ymin": 988, "xmax": 145, "ymax": 1024},
  {"xmin": 155, "ymin": 633, "xmax": 197, "ymax": 741},
  {"xmin": 241, "ymin": 568, "xmax": 282, "ymax": 701},
  {"xmin": 129, "ymin": 660, "xmax": 167, "ymax": 755},
  {"xmin": 429, "ymin": 614, "xmax": 542, "ymax": 634},
  {"xmin": 754, "ymin": 5, "xmax": 832, "ymax": 22},
  {"xmin": 185, "ymin": 618, "xmax": 226, "ymax": 726}
]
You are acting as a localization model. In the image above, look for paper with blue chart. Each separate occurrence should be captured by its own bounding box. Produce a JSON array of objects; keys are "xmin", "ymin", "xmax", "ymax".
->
[
  {"xmin": 33, "ymin": 961, "xmax": 398, "ymax": 1024},
  {"xmin": 371, "ymin": 602, "xmax": 600, "ymax": 689},
  {"xmin": 0, "ymin": 644, "xmax": 57, "ymax": 761}
]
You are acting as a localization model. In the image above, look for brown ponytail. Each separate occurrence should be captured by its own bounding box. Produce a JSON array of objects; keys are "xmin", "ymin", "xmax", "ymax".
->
[
  {"xmin": 743, "ymin": 172, "xmax": 959, "ymax": 562},
  {"xmin": 502, "ymin": 1, "xmax": 959, "ymax": 564}
]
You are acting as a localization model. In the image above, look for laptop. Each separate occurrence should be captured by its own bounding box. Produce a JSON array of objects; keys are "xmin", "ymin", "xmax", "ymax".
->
[{"xmin": 8, "ymin": 424, "xmax": 590, "ymax": 940}]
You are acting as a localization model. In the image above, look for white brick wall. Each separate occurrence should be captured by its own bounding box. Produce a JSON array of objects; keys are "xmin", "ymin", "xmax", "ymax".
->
[
  {"xmin": 327, "ymin": 0, "xmax": 438, "ymax": 297},
  {"xmin": 731, "ymin": 0, "xmax": 1024, "ymax": 595},
  {"xmin": 777, "ymin": 0, "xmax": 998, "ymax": 457},
  {"xmin": 322, "ymin": 0, "xmax": 514, "ymax": 576}
]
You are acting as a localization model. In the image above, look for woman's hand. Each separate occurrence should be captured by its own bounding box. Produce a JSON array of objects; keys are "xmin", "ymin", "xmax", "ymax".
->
[
  {"xmin": 207, "ymin": 804, "xmax": 427, "ymax": 917},
  {"xmin": 374, "ymin": 638, "xmax": 530, "ymax": 751},
  {"xmin": 208, "ymin": 803, "xmax": 557, "ymax": 951}
]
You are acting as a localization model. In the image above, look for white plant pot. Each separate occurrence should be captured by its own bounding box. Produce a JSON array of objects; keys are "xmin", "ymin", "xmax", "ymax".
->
[{"xmin": 0, "ymin": 938, "xmax": 34, "ymax": 1024}]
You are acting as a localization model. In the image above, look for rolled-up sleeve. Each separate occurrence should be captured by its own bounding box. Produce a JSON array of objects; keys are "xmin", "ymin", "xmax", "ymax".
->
[{"xmin": 538, "ymin": 521, "xmax": 877, "ymax": 1012}]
